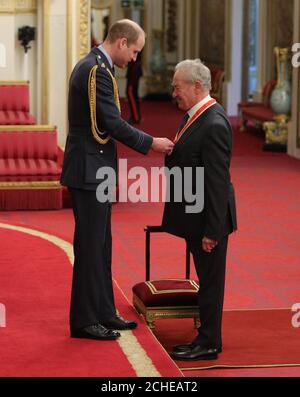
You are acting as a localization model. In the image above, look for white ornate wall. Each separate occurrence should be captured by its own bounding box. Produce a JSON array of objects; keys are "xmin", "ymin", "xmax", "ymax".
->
[
  {"xmin": 1, "ymin": 0, "xmax": 299, "ymax": 155},
  {"xmin": 0, "ymin": 0, "xmax": 37, "ymax": 117}
]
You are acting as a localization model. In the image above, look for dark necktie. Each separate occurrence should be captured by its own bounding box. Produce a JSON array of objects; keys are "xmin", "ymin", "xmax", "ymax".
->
[
  {"xmin": 174, "ymin": 113, "xmax": 190, "ymax": 143},
  {"xmin": 178, "ymin": 113, "xmax": 189, "ymax": 131}
]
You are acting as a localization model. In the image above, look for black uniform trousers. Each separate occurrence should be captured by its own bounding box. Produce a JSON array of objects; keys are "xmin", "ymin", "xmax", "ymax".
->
[
  {"xmin": 69, "ymin": 188, "xmax": 116, "ymax": 330},
  {"xmin": 187, "ymin": 235, "xmax": 229, "ymax": 349}
]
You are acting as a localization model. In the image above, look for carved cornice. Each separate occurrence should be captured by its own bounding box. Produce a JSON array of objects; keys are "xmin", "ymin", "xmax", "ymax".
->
[
  {"xmin": 77, "ymin": 0, "xmax": 90, "ymax": 61},
  {"xmin": 0, "ymin": 0, "xmax": 37, "ymax": 13}
]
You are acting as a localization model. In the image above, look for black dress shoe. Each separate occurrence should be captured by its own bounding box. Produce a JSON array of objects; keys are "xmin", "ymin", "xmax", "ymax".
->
[
  {"xmin": 71, "ymin": 323, "xmax": 120, "ymax": 340},
  {"xmin": 170, "ymin": 345, "xmax": 218, "ymax": 361},
  {"xmin": 101, "ymin": 315, "xmax": 137, "ymax": 330},
  {"xmin": 173, "ymin": 343, "xmax": 222, "ymax": 353}
]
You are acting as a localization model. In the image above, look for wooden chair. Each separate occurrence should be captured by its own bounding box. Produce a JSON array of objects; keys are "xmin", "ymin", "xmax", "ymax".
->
[
  {"xmin": 132, "ymin": 226, "xmax": 200, "ymax": 330},
  {"xmin": 238, "ymin": 80, "xmax": 277, "ymax": 131}
]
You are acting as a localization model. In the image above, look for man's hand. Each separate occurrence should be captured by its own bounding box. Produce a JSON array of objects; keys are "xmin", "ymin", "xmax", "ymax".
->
[
  {"xmin": 151, "ymin": 138, "xmax": 174, "ymax": 154},
  {"xmin": 202, "ymin": 236, "xmax": 218, "ymax": 253}
]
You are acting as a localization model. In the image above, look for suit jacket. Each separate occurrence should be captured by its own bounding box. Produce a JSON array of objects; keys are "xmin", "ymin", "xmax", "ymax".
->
[
  {"xmin": 162, "ymin": 103, "xmax": 237, "ymax": 241},
  {"xmin": 61, "ymin": 47, "xmax": 153, "ymax": 191}
]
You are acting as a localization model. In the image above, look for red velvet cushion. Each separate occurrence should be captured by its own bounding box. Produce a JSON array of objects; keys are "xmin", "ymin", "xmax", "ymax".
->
[
  {"xmin": 238, "ymin": 101, "xmax": 264, "ymax": 109},
  {"xmin": 242, "ymin": 106, "xmax": 275, "ymax": 121},
  {"xmin": 0, "ymin": 110, "xmax": 36, "ymax": 125},
  {"xmin": 0, "ymin": 159, "xmax": 61, "ymax": 178},
  {"xmin": 0, "ymin": 131, "xmax": 58, "ymax": 160},
  {"xmin": 132, "ymin": 279, "xmax": 199, "ymax": 306},
  {"xmin": 0, "ymin": 85, "xmax": 29, "ymax": 111}
]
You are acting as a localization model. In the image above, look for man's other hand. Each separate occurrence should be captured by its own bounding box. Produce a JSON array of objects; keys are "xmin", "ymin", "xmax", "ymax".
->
[
  {"xmin": 202, "ymin": 237, "xmax": 218, "ymax": 253},
  {"xmin": 151, "ymin": 138, "xmax": 174, "ymax": 154}
]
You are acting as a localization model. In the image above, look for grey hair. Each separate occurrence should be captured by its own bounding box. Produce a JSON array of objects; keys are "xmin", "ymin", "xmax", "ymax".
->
[{"xmin": 175, "ymin": 59, "xmax": 211, "ymax": 91}]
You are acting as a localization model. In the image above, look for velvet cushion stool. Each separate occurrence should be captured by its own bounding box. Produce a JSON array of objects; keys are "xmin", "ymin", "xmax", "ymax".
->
[
  {"xmin": 132, "ymin": 226, "xmax": 200, "ymax": 330},
  {"xmin": 0, "ymin": 125, "xmax": 62, "ymax": 210}
]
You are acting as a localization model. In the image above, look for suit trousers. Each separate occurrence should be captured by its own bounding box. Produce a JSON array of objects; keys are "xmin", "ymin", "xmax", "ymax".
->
[
  {"xmin": 187, "ymin": 235, "xmax": 228, "ymax": 349},
  {"xmin": 69, "ymin": 188, "xmax": 116, "ymax": 330}
]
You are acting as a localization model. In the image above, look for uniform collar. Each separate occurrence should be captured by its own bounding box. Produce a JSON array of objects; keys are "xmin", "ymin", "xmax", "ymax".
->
[{"xmin": 98, "ymin": 44, "xmax": 113, "ymax": 69}]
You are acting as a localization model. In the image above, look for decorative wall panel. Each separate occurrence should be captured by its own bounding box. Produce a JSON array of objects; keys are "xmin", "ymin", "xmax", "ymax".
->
[
  {"xmin": 0, "ymin": 0, "xmax": 36, "ymax": 13},
  {"xmin": 77, "ymin": 0, "xmax": 90, "ymax": 61},
  {"xmin": 199, "ymin": 0, "xmax": 225, "ymax": 67}
]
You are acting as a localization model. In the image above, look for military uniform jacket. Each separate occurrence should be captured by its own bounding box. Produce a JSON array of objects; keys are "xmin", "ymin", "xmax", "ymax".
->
[
  {"xmin": 162, "ymin": 103, "xmax": 237, "ymax": 241},
  {"xmin": 61, "ymin": 47, "xmax": 153, "ymax": 190}
]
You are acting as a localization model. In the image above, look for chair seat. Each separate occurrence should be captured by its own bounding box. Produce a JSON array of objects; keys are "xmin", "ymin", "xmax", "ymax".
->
[
  {"xmin": 241, "ymin": 106, "xmax": 274, "ymax": 122},
  {"xmin": 238, "ymin": 101, "xmax": 264, "ymax": 109},
  {"xmin": 133, "ymin": 278, "xmax": 199, "ymax": 307},
  {"xmin": 0, "ymin": 110, "xmax": 36, "ymax": 125}
]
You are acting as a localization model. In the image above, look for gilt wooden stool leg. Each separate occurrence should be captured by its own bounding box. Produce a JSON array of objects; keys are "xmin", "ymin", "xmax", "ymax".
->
[
  {"xmin": 146, "ymin": 312, "xmax": 156, "ymax": 331},
  {"xmin": 147, "ymin": 320, "xmax": 155, "ymax": 331},
  {"xmin": 194, "ymin": 317, "xmax": 200, "ymax": 329}
]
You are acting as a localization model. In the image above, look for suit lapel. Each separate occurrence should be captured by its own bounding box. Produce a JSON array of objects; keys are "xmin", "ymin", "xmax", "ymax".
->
[{"xmin": 171, "ymin": 104, "xmax": 217, "ymax": 155}]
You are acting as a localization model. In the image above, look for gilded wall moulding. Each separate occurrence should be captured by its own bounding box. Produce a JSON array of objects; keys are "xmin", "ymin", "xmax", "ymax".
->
[
  {"xmin": 77, "ymin": 0, "xmax": 90, "ymax": 61},
  {"xmin": 0, "ymin": 0, "xmax": 37, "ymax": 13},
  {"xmin": 91, "ymin": 0, "xmax": 111, "ymax": 9}
]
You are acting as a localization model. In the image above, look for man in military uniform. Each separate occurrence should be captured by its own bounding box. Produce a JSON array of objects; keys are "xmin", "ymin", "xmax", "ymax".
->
[{"xmin": 61, "ymin": 19, "xmax": 174, "ymax": 340}]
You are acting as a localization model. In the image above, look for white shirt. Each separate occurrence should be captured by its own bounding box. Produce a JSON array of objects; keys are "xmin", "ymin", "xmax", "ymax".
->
[
  {"xmin": 98, "ymin": 44, "xmax": 113, "ymax": 69},
  {"xmin": 187, "ymin": 95, "xmax": 213, "ymax": 120}
]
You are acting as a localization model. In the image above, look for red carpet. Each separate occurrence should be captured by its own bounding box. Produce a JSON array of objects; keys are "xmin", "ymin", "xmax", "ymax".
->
[
  {"xmin": 0, "ymin": 226, "xmax": 182, "ymax": 377},
  {"xmin": 1, "ymin": 101, "xmax": 300, "ymax": 377},
  {"xmin": 153, "ymin": 309, "xmax": 300, "ymax": 371}
]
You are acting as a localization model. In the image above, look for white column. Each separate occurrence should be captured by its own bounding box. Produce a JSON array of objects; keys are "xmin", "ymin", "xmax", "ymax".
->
[
  {"xmin": 0, "ymin": 15, "xmax": 16, "ymax": 80},
  {"xmin": 23, "ymin": 52, "xmax": 29, "ymax": 80},
  {"xmin": 0, "ymin": 43, "xmax": 6, "ymax": 69},
  {"xmin": 39, "ymin": 0, "xmax": 69, "ymax": 145},
  {"xmin": 224, "ymin": 0, "xmax": 243, "ymax": 116}
]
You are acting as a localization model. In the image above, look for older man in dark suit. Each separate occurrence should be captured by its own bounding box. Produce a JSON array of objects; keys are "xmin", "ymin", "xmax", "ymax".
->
[
  {"xmin": 61, "ymin": 19, "xmax": 174, "ymax": 341},
  {"xmin": 162, "ymin": 59, "xmax": 237, "ymax": 360}
]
